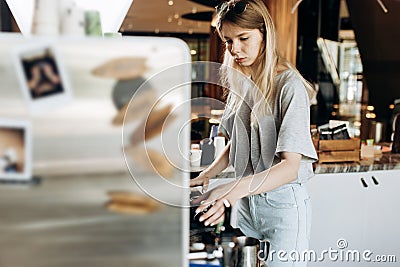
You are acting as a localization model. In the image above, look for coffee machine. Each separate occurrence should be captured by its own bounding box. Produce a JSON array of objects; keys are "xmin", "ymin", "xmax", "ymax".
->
[{"xmin": 391, "ymin": 99, "xmax": 400, "ymax": 153}]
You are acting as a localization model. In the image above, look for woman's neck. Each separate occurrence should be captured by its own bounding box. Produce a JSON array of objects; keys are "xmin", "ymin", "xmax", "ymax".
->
[
  {"xmin": 276, "ymin": 64, "xmax": 289, "ymax": 75},
  {"xmin": 241, "ymin": 66, "xmax": 252, "ymax": 77}
]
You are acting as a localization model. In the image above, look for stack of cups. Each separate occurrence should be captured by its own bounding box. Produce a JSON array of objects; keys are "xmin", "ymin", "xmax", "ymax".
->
[
  {"xmin": 84, "ymin": 10, "xmax": 103, "ymax": 36},
  {"xmin": 32, "ymin": 0, "xmax": 60, "ymax": 35},
  {"xmin": 190, "ymin": 144, "xmax": 202, "ymax": 167},
  {"xmin": 31, "ymin": 0, "xmax": 104, "ymax": 37},
  {"xmin": 59, "ymin": 0, "xmax": 85, "ymax": 36}
]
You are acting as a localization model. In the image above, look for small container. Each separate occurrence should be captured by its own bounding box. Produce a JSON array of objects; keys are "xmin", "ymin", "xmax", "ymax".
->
[
  {"xmin": 361, "ymin": 144, "xmax": 375, "ymax": 158},
  {"xmin": 191, "ymin": 144, "xmax": 200, "ymax": 150},
  {"xmin": 190, "ymin": 149, "xmax": 202, "ymax": 167},
  {"xmin": 103, "ymin": 32, "xmax": 122, "ymax": 38}
]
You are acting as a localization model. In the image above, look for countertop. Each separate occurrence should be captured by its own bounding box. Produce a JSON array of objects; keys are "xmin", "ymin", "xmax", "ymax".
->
[
  {"xmin": 191, "ymin": 153, "xmax": 400, "ymax": 177},
  {"xmin": 314, "ymin": 152, "xmax": 400, "ymax": 174}
]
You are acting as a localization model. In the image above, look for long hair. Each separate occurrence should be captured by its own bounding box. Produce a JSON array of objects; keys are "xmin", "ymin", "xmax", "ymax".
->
[{"xmin": 215, "ymin": 0, "xmax": 315, "ymax": 118}]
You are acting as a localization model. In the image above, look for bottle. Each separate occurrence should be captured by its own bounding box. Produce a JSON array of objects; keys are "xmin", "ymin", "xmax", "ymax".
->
[
  {"xmin": 200, "ymin": 138, "xmax": 215, "ymax": 165},
  {"xmin": 190, "ymin": 144, "xmax": 202, "ymax": 167},
  {"xmin": 214, "ymin": 136, "xmax": 225, "ymax": 159},
  {"xmin": 32, "ymin": 0, "xmax": 60, "ymax": 35},
  {"xmin": 59, "ymin": 0, "xmax": 85, "ymax": 36},
  {"xmin": 209, "ymin": 124, "xmax": 219, "ymax": 141}
]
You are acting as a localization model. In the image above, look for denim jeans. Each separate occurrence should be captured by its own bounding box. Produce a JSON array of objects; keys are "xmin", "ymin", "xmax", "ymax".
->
[{"xmin": 236, "ymin": 183, "xmax": 312, "ymax": 267}]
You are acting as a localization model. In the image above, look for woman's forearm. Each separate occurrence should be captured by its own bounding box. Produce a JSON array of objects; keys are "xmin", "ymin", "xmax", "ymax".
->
[
  {"xmin": 202, "ymin": 141, "xmax": 231, "ymax": 178},
  {"xmin": 196, "ymin": 154, "xmax": 302, "ymax": 228},
  {"xmin": 230, "ymin": 153, "xmax": 301, "ymax": 200}
]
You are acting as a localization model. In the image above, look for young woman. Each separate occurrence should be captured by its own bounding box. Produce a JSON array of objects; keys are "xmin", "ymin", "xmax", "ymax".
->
[{"xmin": 190, "ymin": 0, "xmax": 318, "ymax": 266}]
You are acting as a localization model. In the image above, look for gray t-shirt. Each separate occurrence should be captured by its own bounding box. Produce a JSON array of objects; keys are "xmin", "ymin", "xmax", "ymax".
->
[{"xmin": 219, "ymin": 69, "xmax": 318, "ymax": 183}]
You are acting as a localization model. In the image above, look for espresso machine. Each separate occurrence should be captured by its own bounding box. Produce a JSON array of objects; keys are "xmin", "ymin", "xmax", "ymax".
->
[{"xmin": 391, "ymin": 99, "xmax": 400, "ymax": 153}]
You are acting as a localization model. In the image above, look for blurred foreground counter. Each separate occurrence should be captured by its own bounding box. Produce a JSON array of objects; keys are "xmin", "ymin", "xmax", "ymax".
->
[{"xmin": 0, "ymin": 172, "xmax": 184, "ymax": 267}]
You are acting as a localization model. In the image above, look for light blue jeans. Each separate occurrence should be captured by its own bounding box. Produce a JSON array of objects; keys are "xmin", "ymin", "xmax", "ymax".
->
[{"xmin": 236, "ymin": 183, "xmax": 311, "ymax": 267}]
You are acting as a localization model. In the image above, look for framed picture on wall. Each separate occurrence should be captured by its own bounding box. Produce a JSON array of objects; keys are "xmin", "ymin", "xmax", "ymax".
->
[
  {"xmin": 13, "ymin": 41, "xmax": 73, "ymax": 113},
  {"xmin": 0, "ymin": 119, "xmax": 32, "ymax": 181}
]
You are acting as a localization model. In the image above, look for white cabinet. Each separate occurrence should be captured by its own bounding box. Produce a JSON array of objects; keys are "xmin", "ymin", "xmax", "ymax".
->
[
  {"xmin": 306, "ymin": 172, "xmax": 368, "ymax": 266},
  {"xmin": 362, "ymin": 170, "xmax": 400, "ymax": 266},
  {"xmin": 306, "ymin": 170, "xmax": 400, "ymax": 266}
]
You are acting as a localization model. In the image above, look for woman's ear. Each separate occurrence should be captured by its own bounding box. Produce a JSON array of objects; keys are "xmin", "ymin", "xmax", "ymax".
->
[{"xmin": 259, "ymin": 27, "xmax": 266, "ymax": 41}]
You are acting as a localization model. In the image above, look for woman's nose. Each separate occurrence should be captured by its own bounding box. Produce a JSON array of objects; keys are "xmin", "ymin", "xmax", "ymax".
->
[{"xmin": 230, "ymin": 41, "xmax": 240, "ymax": 54}]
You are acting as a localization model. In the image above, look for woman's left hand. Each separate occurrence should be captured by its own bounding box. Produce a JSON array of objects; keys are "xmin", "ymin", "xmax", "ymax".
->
[{"xmin": 193, "ymin": 182, "xmax": 240, "ymax": 227}]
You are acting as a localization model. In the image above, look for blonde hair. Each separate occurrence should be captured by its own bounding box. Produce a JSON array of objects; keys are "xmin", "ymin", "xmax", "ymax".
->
[{"xmin": 215, "ymin": 0, "xmax": 315, "ymax": 118}]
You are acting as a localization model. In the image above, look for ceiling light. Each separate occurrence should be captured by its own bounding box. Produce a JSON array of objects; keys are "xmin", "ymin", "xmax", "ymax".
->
[
  {"xmin": 376, "ymin": 0, "xmax": 388, "ymax": 13},
  {"xmin": 177, "ymin": 19, "xmax": 182, "ymax": 26},
  {"xmin": 174, "ymin": 13, "xmax": 179, "ymax": 19},
  {"xmin": 192, "ymin": 7, "xmax": 197, "ymax": 13},
  {"xmin": 190, "ymin": 49, "xmax": 197, "ymax": 55},
  {"xmin": 209, "ymin": 118, "xmax": 220, "ymax": 124},
  {"xmin": 168, "ymin": 0, "xmax": 174, "ymax": 6},
  {"xmin": 168, "ymin": 16, "xmax": 173, "ymax": 23},
  {"xmin": 5, "ymin": 0, "xmax": 133, "ymax": 35}
]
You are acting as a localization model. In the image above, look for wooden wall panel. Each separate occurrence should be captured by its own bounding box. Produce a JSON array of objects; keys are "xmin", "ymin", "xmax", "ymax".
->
[
  {"xmin": 207, "ymin": 27, "xmax": 226, "ymax": 106},
  {"xmin": 263, "ymin": 0, "xmax": 298, "ymax": 65}
]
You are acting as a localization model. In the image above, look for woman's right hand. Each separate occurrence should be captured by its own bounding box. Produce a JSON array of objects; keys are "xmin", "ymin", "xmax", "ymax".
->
[{"xmin": 189, "ymin": 171, "xmax": 211, "ymax": 193}]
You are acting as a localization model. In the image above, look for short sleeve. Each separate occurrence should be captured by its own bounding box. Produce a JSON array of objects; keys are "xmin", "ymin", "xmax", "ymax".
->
[
  {"xmin": 275, "ymin": 77, "xmax": 318, "ymax": 162},
  {"xmin": 218, "ymin": 108, "xmax": 234, "ymax": 140},
  {"xmin": 218, "ymin": 122, "xmax": 229, "ymax": 139}
]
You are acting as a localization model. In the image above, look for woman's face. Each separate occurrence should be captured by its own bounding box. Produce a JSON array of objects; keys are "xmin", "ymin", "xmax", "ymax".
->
[{"xmin": 221, "ymin": 22, "xmax": 264, "ymax": 73}]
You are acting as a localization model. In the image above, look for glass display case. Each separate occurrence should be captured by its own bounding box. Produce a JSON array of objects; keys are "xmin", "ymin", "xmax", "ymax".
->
[
  {"xmin": 318, "ymin": 37, "xmax": 364, "ymax": 137},
  {"xmin": 338, "ymin": 41, "xmax": 363, "ymax": 120}
]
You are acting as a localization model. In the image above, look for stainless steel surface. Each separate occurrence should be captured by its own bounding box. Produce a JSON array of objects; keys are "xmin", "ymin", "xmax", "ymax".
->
[
  {"xmin": 0, "ymin": 173, "xmax": 184, "ymax": 267},
  {"xmin": 221, "ymin": 236, "xmax": 262, "ymax": 267},
  {"xmin": 240, "ymin": 246, "xmax": 259, "ymax": 267},
  {"xmin": 219, "ymin": 206, "xmax": 265, "ymax": 267}
]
